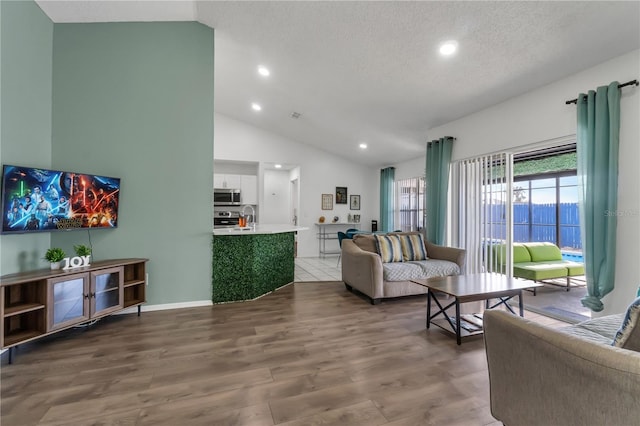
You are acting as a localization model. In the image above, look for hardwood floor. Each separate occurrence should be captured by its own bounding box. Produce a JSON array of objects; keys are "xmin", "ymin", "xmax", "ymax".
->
[{"xmin": 1, "ymin": 281, "xmax": 566, "ymax": 425}]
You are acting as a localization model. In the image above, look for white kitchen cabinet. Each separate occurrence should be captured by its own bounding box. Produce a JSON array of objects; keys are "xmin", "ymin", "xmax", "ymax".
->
[
  {"xmin": 214, "ymin": 174, "xmax": 242, "ymax": 189},
  {"xmin": 241, "ymin": 175, "xmax": 258, "ymax": 205}
]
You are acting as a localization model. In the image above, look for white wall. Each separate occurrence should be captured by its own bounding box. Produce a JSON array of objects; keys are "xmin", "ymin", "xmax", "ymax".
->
[
  {"xmin": 394, "ymin": 156, "xmax": 425, "ymax": 181},
  {"xmin": 214, "ymin": 113, "xmax": 380, "ymax": 257},
  {"xmin": 394, "ymin": 50, "xmax": 640, "ymax": 316}
]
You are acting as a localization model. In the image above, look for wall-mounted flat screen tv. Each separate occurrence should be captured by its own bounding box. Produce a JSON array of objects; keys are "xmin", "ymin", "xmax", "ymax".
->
[{"xmin": 1, "ymin": 165, "xmax": 120, "ymax": 234}]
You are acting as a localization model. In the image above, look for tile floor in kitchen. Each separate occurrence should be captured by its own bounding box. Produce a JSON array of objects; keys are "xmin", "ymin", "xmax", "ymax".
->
[{"xmin": 294, "ymin": 255, "xmax": 342, "ymax": 282}]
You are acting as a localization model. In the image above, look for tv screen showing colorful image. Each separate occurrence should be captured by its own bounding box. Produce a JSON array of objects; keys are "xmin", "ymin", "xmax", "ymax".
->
[{"xmin": 1, "ymin": 165, "xmax": 120, "ymax": 234}]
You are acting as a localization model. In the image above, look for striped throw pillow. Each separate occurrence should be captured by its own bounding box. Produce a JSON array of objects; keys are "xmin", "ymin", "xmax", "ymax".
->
[
  {"xmin": 400, "ymin": 234, "xmax": 428, "ymax": 261},
  {"xmin": 375, "ymin": 235, "xmax": 403, "ymax": 263},
  {"xmin": 612, "ymin": 296, "xmax": 640, "ymax": 351}
]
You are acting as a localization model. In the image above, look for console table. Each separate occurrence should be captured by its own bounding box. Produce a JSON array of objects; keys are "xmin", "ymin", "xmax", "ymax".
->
[
  {"xmin": 315, "ymin": 222, "xmax": 359, "ymax": 258},
  {"xmin": 1, "ymin": 258, "xmax": 148, "ymax": 363}
]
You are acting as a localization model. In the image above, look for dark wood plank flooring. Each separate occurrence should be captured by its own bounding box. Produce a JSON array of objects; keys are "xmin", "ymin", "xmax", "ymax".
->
[{"xmin": 1, "ymin": 281, "xmax": 566, "ymax": 425}]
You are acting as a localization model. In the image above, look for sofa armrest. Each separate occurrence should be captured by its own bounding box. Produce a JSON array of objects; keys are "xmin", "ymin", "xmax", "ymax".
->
[
  {"xmin": 484, "ymin": 309, "xmax": 640, "ymax": 426},
  {"xmin": 424, "ymin": 241, "xmax": 466, "ymax": 270},
  {"xmin": 341, "ymin": 239, "xmax": 384, "ymax": 301}
]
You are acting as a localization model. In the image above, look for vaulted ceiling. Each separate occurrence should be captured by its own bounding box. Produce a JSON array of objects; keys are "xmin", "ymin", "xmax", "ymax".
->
[{"xmin": 36, "ymin": 1, "xmax": 640, "ymax": 167}]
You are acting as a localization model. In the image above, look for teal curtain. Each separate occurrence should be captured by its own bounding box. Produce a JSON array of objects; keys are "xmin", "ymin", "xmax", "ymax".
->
[
  {"xmin": 577, "ymin": 82, "xmax": 621, "ymax": 312},
  {"xmin": 380, "ymin": 167, "xmax": 395, "ymax": 232},
  {"xmin": 425, "ymin": 137, "xmax": 454, "ymax": 244}
]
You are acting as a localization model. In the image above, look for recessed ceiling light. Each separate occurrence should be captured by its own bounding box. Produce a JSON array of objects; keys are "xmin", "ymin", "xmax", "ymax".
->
[
  {"xmin": 359, "ymin": 143, "xmax": 368, "ymax": 149},
  {"xmin": 251, "ymin": 102, "xmax": 262, "ymax": 111},
  {"xmin": 274, "ymin": 164, "xmax": 282, "ymax": 169},
  {"xmin": 258, "ymin": 65, "xmax": 270, "ymax": 77},
  {"xmin": 439, "ymin": 40, "xmax": 458, "ymax": 56}
]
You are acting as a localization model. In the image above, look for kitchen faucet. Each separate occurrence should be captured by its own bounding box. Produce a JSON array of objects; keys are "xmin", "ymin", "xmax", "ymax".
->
[{"xmin": 242, "ymin": 204, "xmax": 256, "ymax": 229}]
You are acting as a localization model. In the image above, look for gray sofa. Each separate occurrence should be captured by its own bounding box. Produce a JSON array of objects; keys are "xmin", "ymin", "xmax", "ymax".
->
[
  {"xmin": 341, "ymin": 232, "xmax": 466, "ymax": 304},
  {"xmin": 484, "ymin": 309, "xmax": 640, "ymax": 426}
]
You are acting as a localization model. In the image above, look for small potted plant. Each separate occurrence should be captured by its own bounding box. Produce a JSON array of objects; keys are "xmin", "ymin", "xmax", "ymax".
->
[
  {"xmin": 74, "ymin": 244, "xmax": 92, "ymax": 265},
  {"xmin": 44, "ymin": 248, "xmax": 66, "ymax": 270}
]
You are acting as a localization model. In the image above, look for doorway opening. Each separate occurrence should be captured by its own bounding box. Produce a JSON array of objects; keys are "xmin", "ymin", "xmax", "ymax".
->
[{"xmin": 511, "ymin": 143, "xmax": 589, "ymax": 322}]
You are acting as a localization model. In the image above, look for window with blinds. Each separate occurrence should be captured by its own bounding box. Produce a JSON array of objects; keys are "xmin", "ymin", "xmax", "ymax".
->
[{"xmin": 395, "ymin": 177, "xmax": 424, "ymax": 232}]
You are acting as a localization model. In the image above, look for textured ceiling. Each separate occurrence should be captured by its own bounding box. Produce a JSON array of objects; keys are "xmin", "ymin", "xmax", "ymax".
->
[{"xmin": 36, "ymin": 1, "xmax": 640, "ymax": 167}]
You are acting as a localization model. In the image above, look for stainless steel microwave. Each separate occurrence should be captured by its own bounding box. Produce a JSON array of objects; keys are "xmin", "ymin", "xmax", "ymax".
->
[{"xmin": 214, "ymin": 188, "xmax": 241, "ymax": 206}]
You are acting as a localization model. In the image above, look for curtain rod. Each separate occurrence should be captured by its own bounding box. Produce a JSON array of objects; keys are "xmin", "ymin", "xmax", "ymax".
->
[
  {"xmin": 427, "ymin": 136, "xmax": 456, "ymax": 145},
  {"xmin": 565, "ymin": 79, "xmax": 639, "ymax": 105}
]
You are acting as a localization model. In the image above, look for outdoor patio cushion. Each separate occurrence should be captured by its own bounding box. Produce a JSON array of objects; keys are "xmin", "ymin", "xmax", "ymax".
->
[
  {"xmin": 565, "ymin": 262, "xmax": 584, "ymax": 276},
  {"xmin": 513, "ymin": 262, "xmax": 568, "ymax": 281},
  {"xmin": 541, "ymin": 260, "xmax": 585, "ymax": 276},
  {"xmin": 525, "ymin": 242, "xmax": 563, "ymax": 262},
  {"xmin": 513, "ymin": 243, "xmax": 533, "ymax": 263},
  {"xmin": 492, "ymin": 243, "xmax": 531, "ymax": 265}
]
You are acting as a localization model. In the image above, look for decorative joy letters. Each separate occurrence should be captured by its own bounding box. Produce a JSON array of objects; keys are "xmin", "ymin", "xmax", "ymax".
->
[{"xmin": 62, "ymin": 255, "xmax": 91, "ymax": 270}]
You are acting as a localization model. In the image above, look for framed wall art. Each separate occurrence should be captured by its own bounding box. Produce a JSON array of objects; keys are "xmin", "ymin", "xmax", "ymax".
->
[
  {"xmin": 350, "ymin": 194, "xmax": 360, "ymax": 210},
  {"xmin": 336, "ymin": 187, "xmax": 347, "ymax": 204},
  {"xmin": 321, "ymin": 194, "xmax": 333, "ymax": 210}
]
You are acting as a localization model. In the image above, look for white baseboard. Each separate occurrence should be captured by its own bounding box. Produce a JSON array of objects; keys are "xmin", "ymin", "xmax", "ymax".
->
[
  {"xmin": 116, "ymin": 282, "xmax": 295, "ymax": 313},
  {"xmin": 115, "ymin": 300, "xmax": 213, "ymax": 315}
]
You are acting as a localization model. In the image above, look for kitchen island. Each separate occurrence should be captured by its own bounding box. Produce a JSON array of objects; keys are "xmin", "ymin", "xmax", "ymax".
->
[{"xmin": 212, "ymin": 224, "xmax": 308, "ymax": 303}]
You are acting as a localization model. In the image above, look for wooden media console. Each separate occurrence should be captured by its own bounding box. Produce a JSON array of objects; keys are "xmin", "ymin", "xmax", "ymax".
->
[{"xmin": 1, "ymin": 258, "xmax": 148, "ymax": 363}]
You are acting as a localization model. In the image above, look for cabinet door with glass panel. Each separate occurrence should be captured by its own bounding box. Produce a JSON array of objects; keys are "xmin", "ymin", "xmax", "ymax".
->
[
  {"xmin": 47, "ymin": 267, "xmax": 123, "ymax": 331},
  {"xmin": 47, "ymin": 272, "xmax": 90, "ymax": 331},
  {"xmin": 90, "ymin": 266, "xmax": 123, "ymax": 317}
]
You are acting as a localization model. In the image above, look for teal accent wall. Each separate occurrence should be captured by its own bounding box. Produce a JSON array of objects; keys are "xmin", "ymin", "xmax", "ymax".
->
[
  {"xmin": 50, "ymin": 22, "xmax": 214, "ymax": 304},
  {"xmin": 0, "ymin": 0, "xmax": 53, "ymax": 274},
  {"xmin": 212, "ymin": 233, "xmax": 295, "ymax": 302}
]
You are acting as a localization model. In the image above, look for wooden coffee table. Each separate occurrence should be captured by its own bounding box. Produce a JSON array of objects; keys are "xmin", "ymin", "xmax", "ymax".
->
[{"xmin": 411, "ymin": 273, "xmax": 543, "ymax": 345}]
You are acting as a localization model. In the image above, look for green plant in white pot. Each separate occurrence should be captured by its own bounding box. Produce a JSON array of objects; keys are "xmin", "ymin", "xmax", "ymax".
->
[
  {"xmin": 44, "ymin": 248, "xmax": 66, "ymax": 270},
  {"xmin": 73, "ymin": 244, "xmax": 91, "ymax": 256},
  {"xmin": 73, "ymin": 244, "xmax": 92, "ymax": 265}
]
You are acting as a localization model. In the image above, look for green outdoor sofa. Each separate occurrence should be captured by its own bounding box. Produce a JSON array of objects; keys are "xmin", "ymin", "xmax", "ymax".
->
[{"xmin": 492, "ymin": 242, "xmax": 584, "ymax": 293}]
